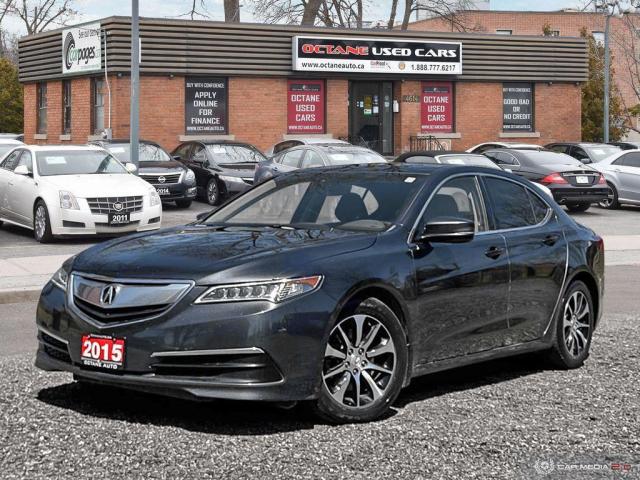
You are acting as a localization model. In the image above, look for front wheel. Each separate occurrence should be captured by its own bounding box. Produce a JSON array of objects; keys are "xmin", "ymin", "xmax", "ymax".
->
[
  {"xmin": 313, "ymin": 298, "xmax": 408, "ymax": 423},
  {"xmin": 33, "ymin": 201, "xmax": 54, "ymax": 243},
  {"xmin": 598, "ymin": 183, "xmax": 619, "ymax": 209},
  {"xmin": 206, "ymin": 178, "xmax": 220, "ymax": 206},
  {"xmin": 566, "ymin": 202, "xmax": 591, "ymax": 213},
  {"xmin": 546, "ymin": 281, "xmax": 594, "ymax": 369}
]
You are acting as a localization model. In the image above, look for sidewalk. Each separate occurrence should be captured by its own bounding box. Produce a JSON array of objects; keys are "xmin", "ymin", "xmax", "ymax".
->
[{"xmin": 1, "ymin": 235, "xmax": 638, "ymax": 305}]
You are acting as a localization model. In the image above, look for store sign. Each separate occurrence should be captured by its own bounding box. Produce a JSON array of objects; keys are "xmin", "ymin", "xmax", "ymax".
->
[
  {"xmin": 185, "ymin": 77, "xmax": 227, "ymax": 134},
  {"xmin": 293, "ymin": 36, "xmax": 462, "ymax": 75},
  {"xmin": 503, "ymin": 83, "xmax": 533, "ymax": 132},
  {"xmin": 62, "ymin": 22, "xmax": 102, "ymax": 74},
  {"xmin": 421, "ymin": 82, "xmax": 453, "ymax": 133},
  {"xmin": 287, "ymin": 80, "xmax": 325, "ymax": 133}
]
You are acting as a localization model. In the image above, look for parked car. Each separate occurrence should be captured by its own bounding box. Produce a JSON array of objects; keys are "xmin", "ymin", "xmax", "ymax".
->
[
  {"xmin": 545, "ymin": 142, "xmax": 621, "ymax": 164},
  {"xmin": 608, "ymin": 141, "xmax": 640, "ymax": 151},
  {"xmin": 91, "ymin": 139, "xmax": 197, "ymax": 208},
  {"xmin": 483, "ymin": 149, "xmax": 608, "ymax": 212},
  {"xmin": 0, "ymin": 145, "xmax": 162, "ymax": 242},
  {"xmin": 171, "ymin": 140, "xmax": 267, "ymax": 205},
  {"xmin": 266, "ymin": 137, "xmax": 351, "ymax": 157},
  {"xmin": 35, "ymin": 163, "xmax": 604, "ymax": 422},
  {"xmin": 466, "ymin": 142, "xmax": 546, "ymax": 154},
  {"xmin": 255, "ymin": 144, "xmax": 386, "ymax": 183},
  {"xmin": 0, "ymin": 138, "xmax": 24, "ymax": 160},
  {"xmin": 0, "ymin": 133, "xmax": 24, "ymax": 142},
  {"xmin": 589, "ymin": 149, "xmax": 640, "ymax": 209}
]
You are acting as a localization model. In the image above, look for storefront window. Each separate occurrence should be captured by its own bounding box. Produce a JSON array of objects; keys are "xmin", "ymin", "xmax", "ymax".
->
[
  {"xmin": 37, "ymin": 83, "xmax": 47, "ymax": 134},
  {"xmin": 503, "ymin": 83, "xmax": 534, "ymax": 132},
  {"xmin": 62, "ymin": 80, "xmax": 72, "ymax": 134},
  {"xmin": 92, "ymin": 78, "xmax": 105, "ymax": 135},
  {"xmin": 421, "ymin": 82, "xmax": 454, "ymax": 134}
]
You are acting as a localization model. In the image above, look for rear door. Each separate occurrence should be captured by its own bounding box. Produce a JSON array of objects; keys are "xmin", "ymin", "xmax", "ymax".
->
[{"xmin": 482, "ymin": 176, "xmax": 567, "ymax": 343}]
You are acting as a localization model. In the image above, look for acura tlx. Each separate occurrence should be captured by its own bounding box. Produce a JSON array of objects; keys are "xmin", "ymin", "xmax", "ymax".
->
[{"xmin": 35, "ymin": 164, "xmax": 604, "ymax": 423}]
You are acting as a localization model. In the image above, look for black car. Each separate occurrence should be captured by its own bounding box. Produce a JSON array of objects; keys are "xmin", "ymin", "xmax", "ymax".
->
[
  {"xmin": 483, "ymin": 149, "xmax": 609, "ymax": 212},
  {"xmin": 35, "ymin": 164, "xmax": 604, "ymax": 423},
  {"xmin": 92, "ymin": 140, "xmax": 197, "ymax": 208},
  {"xmin": 545, "ymin": 142, "xmax": 620, "ymax": 164},
  {"xmin": 254, "ymin": 144, "xmax": 386, "ymax": 183},
  {"xmin": 395, "ymin": 151, "xmax": 501, "ymax": 169},
  {"xmin": 172, "ymin": 140, "xmax": 267, "ymax": 205},
  {"xmin": 608, "ymin": 141, "xmax": 640, "ymax": 151}
]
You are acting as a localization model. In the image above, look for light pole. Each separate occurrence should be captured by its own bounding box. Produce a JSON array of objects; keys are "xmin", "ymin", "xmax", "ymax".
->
[{"xmin": 130, "ymin": 0, "xmax": 140, "ymax": 169}]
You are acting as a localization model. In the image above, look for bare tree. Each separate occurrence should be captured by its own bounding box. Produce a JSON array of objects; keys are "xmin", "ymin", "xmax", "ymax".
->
[
  {"xmin": 8, "ymin": 0, "xmax": 76, "ymax": 35},
  {"xmin": 301, "ymin": 0, "xmax": 321, "ymax": 25},
  {"xmin": 400, "ymin": 0, "xmax": 474, "ymax": 31},
  {"xmin": 387, "ymin": 0, "xmax": 399, "ymax": 28},
  {"xmin": 224, "ymin": 0, "xmax": 240, "ymax": 22}
]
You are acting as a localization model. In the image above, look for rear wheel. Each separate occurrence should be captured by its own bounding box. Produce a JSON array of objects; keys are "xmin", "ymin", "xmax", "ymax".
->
[
  {"xmin": 206, "ymin": 178, "xmax": 220, "ymax": 206},
  {"xmin": 546, "ymin": 281, "xmax": 594, "ymax": 369},
  {"xmin": 566, "ymin": 202, "xmax": 591, "ymax": 213},
  {"xmin": 598, "ymin": 183, "xmax": 619, "ymax": 209},
  {"xmin": 175, "ymin": 199, "xmax": 192, "ymax": 209},
  {"xmin": 313, "ymin": 298, "xmax": 408, "ymax": 423},
  {"xmin": 33, "ymin": 201, "xmax": 54, "ymax": 243}
]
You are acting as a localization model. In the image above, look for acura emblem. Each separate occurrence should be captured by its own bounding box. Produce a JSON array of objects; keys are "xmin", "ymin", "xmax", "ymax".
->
[
  {"xmin": 158, "ymin": 176, "xmax": 166, "ymax": 184},
  {"xmin": 100, "ymin": 284, "xmax": 120, "ymax": 305},
  {"xmin": 113, "ymin": 202, "xmax": 123, "ymax": 212}
]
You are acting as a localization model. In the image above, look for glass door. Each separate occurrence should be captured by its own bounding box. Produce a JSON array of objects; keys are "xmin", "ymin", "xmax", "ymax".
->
[{"xmin": 349, "ymin": 81, "xmax": 393, "ymax": 155}]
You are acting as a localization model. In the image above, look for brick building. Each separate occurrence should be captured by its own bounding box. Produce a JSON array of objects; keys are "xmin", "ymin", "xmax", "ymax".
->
[
  {"xmin": 19, "ymin": 17, "xmax": 587, "ymax": 154},
  {"xmin": 410, "ymin": 9, "xmax": 640, "ymax": 139}
]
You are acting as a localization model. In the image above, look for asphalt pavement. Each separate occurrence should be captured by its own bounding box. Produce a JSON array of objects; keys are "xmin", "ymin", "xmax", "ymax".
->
[{"xmin": 0, "ymin": 265, "xmax": 638, "ymax": 479}]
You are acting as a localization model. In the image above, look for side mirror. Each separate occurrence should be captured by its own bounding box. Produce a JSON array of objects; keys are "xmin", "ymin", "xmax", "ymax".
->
[
  {"xmin": 125, "ymin": 163, "xmax": 138, "ymax": 173},
  {"xmin": 14, "ymin": 165, "xmax": 30, "ymax": 176},
  {"xmin": 417, "ymin": 217, "xmax": 475, "ymax": 243}
]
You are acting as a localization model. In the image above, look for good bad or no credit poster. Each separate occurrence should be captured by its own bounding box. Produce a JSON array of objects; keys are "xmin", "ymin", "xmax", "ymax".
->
[{"xmin": 185, "ymin": 77, "xmax": 228, "ymax": 134}]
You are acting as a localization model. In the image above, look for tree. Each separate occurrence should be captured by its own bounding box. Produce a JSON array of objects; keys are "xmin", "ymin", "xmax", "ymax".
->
[
  {"xmin": 400, "ymin": 0, "xmax": 474, "ymax": 30},
  {"xmin": 581, "ymin": 29, "xmax": 627, "ymax": 142},
  {"xmin": 0, "ymin": 58, "xmax": 23, "ymax": 132},
  {"xmin": 8, "ymin": 0, "xmax": 76, "ymax": 35}
]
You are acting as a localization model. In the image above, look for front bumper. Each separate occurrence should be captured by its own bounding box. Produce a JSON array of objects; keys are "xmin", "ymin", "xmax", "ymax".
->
[
  {"xmin": 549, "ymin": 186, "xmax": 609, "ymax": 204},
  {"xmin": 152, "ymin": 184, "xmax": 197, "ymax": 202},
  {"xmin": 35, "ymin": 280, "xmax": 334, "ymax": 402},
  {"xmin": 49, "ymin": 203, "xmax": 163, "ymax": 236}
]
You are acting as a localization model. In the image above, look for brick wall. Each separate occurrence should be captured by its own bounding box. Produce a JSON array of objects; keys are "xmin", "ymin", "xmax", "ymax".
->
[
  {"xmin": 455, "ymin": 82, "xmax": 504, "ymax": 150},
  {"xmin": 70, "ymin": 77, "xmax": 92, "ymax": 143},
  {"xmin": 326, "ymin": 79, "xmax": 349, "ymax": 139},
  {"xmin": 23, "ymin": 83, "xmax": 36, "ymax": 143}
]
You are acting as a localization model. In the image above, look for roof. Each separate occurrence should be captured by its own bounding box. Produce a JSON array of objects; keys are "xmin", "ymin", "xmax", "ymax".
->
[
  {"xmin": 0, "ymin": 139, "xmax": 24, "ymax": 145},
  {"xmin": 25, "ymin": 145, "xmax": 105, "ymax": 151},
  {"xmin": 93, "ymin": 139, "xmax": 157, "ymax": 145}
]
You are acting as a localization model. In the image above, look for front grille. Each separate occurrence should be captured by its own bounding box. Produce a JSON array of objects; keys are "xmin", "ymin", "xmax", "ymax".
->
[
  {"xmin": 40, "ymin": 331, "xmax": 71, "ymax": 364},
  {"xmin": 140, "ymin": 173, "xmax": 182, "ymax": 185},
  {"xmin": 87, "ymin": 196, "xmax": 143, "ymax": 215},
  {"xmin": 74, "ymin": 296, "xmax": 171, "ymax": 323}
]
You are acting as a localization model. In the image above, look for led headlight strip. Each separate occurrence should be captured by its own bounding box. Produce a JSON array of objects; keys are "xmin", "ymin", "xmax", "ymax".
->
[{"xmin": 195, "ymin": 276, "xmax": 323, "ymax": 304}]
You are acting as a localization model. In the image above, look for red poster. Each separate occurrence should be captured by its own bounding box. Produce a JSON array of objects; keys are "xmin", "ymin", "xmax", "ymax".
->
[
  {"xmin": 287, "ymin": 80, "xmax": 325, "ymax": 134},
  {"xmin": 421, "ymin": 81, "xmax": 453, "ymax": 133}
]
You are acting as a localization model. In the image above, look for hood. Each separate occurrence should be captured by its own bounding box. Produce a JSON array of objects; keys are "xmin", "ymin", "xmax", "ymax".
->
[
  {"xmin": 72, "ymin": 225, "xmax": 377, "ymax": 282},
  {"xmin": 41, "ymin": 174, "xmax": 150, "ymax": 197},
  {"xmin": 138, "ymin": 160, "xmax": 186, "ymax": 172}
]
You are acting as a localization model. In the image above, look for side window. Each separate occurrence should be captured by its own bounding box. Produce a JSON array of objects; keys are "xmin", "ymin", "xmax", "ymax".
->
[
  {"xmin": 421, "ymin": 176, "xmax": 487, "ymax": 232},
  {"xmin": 300, "ymin": 150, "xmax": 324, "ymax": 168},
  {"xmin": 527, "ymin": 190, "xmax": 551, "ymax": 223},
  {"xmin": 612, "ymin": 154, "xmax": 628, "ymax": 166},
  {"xmin": 17, "ymin": 151, "xmax": 33, "ymax": 172},
  {"xmin": 274, "ymin": 141, "xmax": 300, "ymax": 154},
  {"xmin": 476, "ymin": 144, "xmax": 498, "ymax": 154},
  {"xmin": 0, "ymin": 150, "xmax": 21, "ymax": 171},
  {"xmin": 173, "ymin": 144, "xmax": 191, "ymax": 160},
  {"xmin": 484, "ymin": 177, "xmax": 537, "ymax": 229},
  {"xmin": 192, "ymin": 145, "xmax": 207, "ymax": 163},
  {"xmin": 548, "ymin": 144, "xmax": 567, "ymax": 154},
  {"xmin": 494, "ymin": 152, "xmax": 517, "ymax": 165},
  {"xmin": 281, "ymin": 149, "xmax": 305, "ymax": 167},
  {"xmin": 623, "ymin": 152, "xmax": 640, "ymax": 168},
  {"xmin": 571, "ymin": 147, "xmax": 589, "ymax": 162}
]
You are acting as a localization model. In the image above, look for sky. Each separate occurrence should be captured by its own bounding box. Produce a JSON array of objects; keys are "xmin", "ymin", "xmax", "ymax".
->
[{"xmin": 2, "ymin": 0, "xmax": 587, "ymax": 35}]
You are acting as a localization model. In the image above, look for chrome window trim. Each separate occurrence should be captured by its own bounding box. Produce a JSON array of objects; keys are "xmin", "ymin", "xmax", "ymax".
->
[{"xmin": 151, "ymin": 347, "xmax": 265, "ymax": 358}]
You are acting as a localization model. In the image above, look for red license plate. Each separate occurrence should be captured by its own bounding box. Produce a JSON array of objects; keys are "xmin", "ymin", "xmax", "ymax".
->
[{"xmin": 80, "ymin": 335, "xmax": 125, "ymax": 370}]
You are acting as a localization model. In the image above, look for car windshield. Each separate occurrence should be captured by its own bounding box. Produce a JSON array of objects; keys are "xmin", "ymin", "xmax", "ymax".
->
[
  {"xmin": 36, "ymin": 150, "xmax": 128, "ymax": 176},
  {"xmin": 202, "ymin": 172, "xmax": 426, "ymax": 232},
  {"xmin": 106, "ymin": 143, "xmax": 172, "ymax": 163},
  {"xmin": 438, "ymin": 155, "xmax": 500, "ymax": 169},
  {"xmin": 206, "ymin": 144, "xmax": 266, "ymax": 164},
  {"xmin": 321, "ymin": 148, "xmax": 387, "ymax": 165},
  {"xmin": 0, "ymin": 145, "xmax": 17, "ymax": 158},
  {"xmin": 521, "ymin": 152, "xmax": 582, "ymax": 165},
  {"xmin": 585, "ymin": 145, "xmax": 620, "ymax": 162}
]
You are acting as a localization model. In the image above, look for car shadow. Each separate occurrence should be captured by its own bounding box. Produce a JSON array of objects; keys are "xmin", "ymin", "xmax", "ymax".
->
[{"xmin": 36, "ymin": 353, "xmax": 545, "ymax": 433}]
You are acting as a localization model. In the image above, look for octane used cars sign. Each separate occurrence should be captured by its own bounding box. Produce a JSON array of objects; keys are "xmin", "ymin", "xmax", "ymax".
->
[
  {"xmin": 293, "ymin": 36, "xmax": 462, "ymax": 75},
  {"xmin": 62, "ymin": 22, "xmax": 102, "ymax": 74}
]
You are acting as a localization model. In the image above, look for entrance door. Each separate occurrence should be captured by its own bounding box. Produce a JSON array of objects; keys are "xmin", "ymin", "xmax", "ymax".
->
[{"xmin": 349, "ymin": 81, "xmax": 393, "ymax": 155}]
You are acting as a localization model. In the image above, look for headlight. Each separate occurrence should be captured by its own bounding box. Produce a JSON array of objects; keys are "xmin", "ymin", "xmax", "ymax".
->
[
  {"xmin": 149, "ymin": 187, "xmax": 161, "ymax": 207},
  {"xmin": 218, "ymin": 175, "xmax": 245, "ymax": 184},
  {"xmin": 195, "ymin": 276, "xmax": 323, "ymax": 304},
  {"xmin": 184, "ymin": 169, "xmax": 196, "ymax": 185},
  {"xmin": 59, "ymin": 191, "xmax": 79, "ymax": 210}
]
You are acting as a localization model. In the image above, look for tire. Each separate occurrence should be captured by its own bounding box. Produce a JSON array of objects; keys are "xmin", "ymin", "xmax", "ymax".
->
[
  {"xmin": 566, "ymin": 202, "xmax": 591, "ymax": 213},
  {"xmin": 313, "ymin": 297, "xmax": 408, "ymax": 423},
  {"xmin": 33, "ymin": 200, "xmax": 54, "ymax": 243},
  {"xmin": 206, "ymin": 178, "xmax": 220, "ymax": 206},
  {"xmin": 175, "ymin": 199, "xmax": 192, "ymax": 209},
  {"xmin": 598, "ymin": 182, "xmax": 619, "ymax": 209},
  {"xmin": 546, "ymin": 280, "xmax": 594, "ymax": 369}
]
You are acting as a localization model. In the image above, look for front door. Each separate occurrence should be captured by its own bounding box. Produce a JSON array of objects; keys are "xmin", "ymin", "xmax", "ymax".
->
[{"xmin": 349, "ymin": 81, "xmax": 393, "ymax": 155}]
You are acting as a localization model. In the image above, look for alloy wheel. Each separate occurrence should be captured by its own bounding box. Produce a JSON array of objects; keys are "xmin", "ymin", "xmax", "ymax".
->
[
  {"xmin": 207, "ymin": 181, "xmax": 218, "ymax": 205},
  {"xmin": 35, "ymin": 205, "xmax": 47, "ymax": 240},
  {"xmin": 598, "ymin": 185, "xmax": 616, "ymax": 209},
  {"xmin": 562, "ymin": 291, "xmax": 591, "ymax": 357},
  {"xmin": 323, "ymin": 314, "xmax": 396, "ymax": 408}
]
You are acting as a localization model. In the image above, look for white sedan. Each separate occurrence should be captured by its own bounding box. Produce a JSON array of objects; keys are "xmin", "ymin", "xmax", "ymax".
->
[{"xmin": 0, "ymin": 145, "xmax": 162, "ymax": 242}]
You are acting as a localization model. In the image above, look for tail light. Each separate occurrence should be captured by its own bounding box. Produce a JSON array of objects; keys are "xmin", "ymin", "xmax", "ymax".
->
[
  {"xmin": 540, "ymin": 173, "xmax": 568, "ymax": 185},
  {"xmin": 598, "ymin": 174, "xmax": 606, "ymax": 184}
]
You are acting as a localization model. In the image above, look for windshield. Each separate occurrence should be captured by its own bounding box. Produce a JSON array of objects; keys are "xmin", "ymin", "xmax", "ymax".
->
[
  {"xmin": 36, "ymin": 150, "xmax": 128, "ymax": 176},
  {"xmin": 105, "ymin": 143, "xmax": 171, "ymax": 163},
  {"xmin": 585, "ymin": 145, "xmax": 620, "ymax": 162},
  {"xmin": 203, "ymin": 172, "xmax": 425, "ymax": 232},
  {"xmin": 0, "ymin": 145, "xmax": 17, "ymax": 158},
  {"xmin": 206, "ymin": 145, "xmax": 266, "ymax": 164},
  {"xmin": 438, "ymin": 155, "xmax": 500, "ymax": 169},
  {"xmin": 522, "ymin": 152, "xmax": 583, "ymax": 165},
  {"xmin": 321, "ymin": 148, "xmax": 387, "ymax": 165}
]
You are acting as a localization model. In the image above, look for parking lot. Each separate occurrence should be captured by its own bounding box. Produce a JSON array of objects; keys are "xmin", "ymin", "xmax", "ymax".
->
[{"xmin": 0, "ymin": 199, "xmax": 639, "ymax": 479}]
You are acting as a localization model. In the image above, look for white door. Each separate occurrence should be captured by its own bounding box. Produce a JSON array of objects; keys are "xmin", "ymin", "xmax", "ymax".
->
[
  {"xmin": 8, "ymin": 151, "xmax": 39, "ymax": 225},
  {"xmin": 0, "ymin": 150, "xmax": 22, "ymax": 221}
]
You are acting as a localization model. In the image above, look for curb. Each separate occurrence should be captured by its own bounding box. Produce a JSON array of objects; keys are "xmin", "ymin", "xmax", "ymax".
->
[{"xmin": 0, "ymin": 287, "xmax": 42, "ymax": 305}]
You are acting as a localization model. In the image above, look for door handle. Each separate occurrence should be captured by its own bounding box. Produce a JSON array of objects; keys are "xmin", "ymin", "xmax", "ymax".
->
[
  {"xmin": 543, "ymin": 234, "xmax": 560, "ymax": 246},
  {"xmin": 485, "ymin": 246, "xmax": 504, "ymax": 259}
]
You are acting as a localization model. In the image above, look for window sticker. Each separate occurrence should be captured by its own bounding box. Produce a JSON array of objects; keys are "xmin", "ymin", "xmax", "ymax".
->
[{"xmin": 45, "ymin": 157, "xmax": 67, "ymax": 164}]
